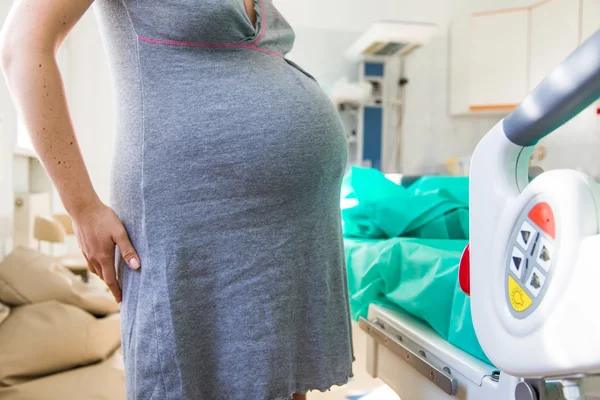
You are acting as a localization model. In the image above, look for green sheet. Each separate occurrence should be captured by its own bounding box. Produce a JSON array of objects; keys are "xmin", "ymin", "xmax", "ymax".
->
[
  {"xmin": 341, "ymin": 167, "xmax": 469, "ymax": 240},
  {"xmin": 344, "ymin": 237, "xmax": 491, "ymax": 365},
  {"xmin": 341, "ymin": 167, "xmax": 491, "ymax": 364}
]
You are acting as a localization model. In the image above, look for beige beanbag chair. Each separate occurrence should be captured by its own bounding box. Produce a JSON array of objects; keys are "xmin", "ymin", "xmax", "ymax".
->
[
  {"xmin": 0, "ymin": 348, "xmax": 125, "ymax": 400},
  {"xmin": 0, "ymin": 302, "xmax": 8, "ymax": 326},
  {"xmin": 0, "ymin": 301, "xmax": 121, "ymax": 387},
  {"xmin": 0, "ymin": 246, "xmax": 119, "ymax": 315}
]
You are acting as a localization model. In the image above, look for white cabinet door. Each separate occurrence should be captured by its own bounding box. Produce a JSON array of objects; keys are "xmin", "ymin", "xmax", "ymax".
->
[
  {"xmin": 530, "ymin": 0, "xmax": 581, "ymax": 90},
  {"xmin": 582, "ymin": 0, "xmax": 600, "ymax": 42},
  {"xmin": 469, "ymin": 9, "xmax": 530, "ymax": 110}
]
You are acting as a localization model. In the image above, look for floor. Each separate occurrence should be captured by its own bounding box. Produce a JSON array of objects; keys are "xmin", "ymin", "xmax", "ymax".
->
[{"xmin": 308, "ymin": 322, "xmax": 400, "ymax": 400}]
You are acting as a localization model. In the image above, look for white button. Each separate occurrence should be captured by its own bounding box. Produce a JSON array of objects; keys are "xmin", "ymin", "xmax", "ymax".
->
[
  {"xmin": 510, "ymin": 246, "xmax": 525, "ymax": 279},
  {"xmin": 537, "ymin": 237, "xmax": 553, "ymax": 272},
  {"xmin": 517, "ymin": 221, "xmax": 536, "ymax": 251},
  {"xmin": 526, "ymin": 267, "xmax": 546, "ymax": 297}
]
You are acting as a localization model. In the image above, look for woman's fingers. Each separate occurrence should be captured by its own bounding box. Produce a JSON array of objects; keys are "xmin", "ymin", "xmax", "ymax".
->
[
  {"xmin": 100, "ymin": 254, "xmax": 122, "ymax": 303},
  {"xmin": 94, "ymin": 259, "xmax": 104, "ymax": 281},
  {"xmin": 70, "ymin": 202, "xmax": 137, "ymax": 303},
  {"xmin": 82, "ymin": 252, "xmax": 101, "ymax": 278},
  {"xmin": 84, "ymin": 248, "xmax": 121, "ymax": 302},
  {"xmin": 113, "ymin": 227, "xmax": 141, "ymax": 271}
]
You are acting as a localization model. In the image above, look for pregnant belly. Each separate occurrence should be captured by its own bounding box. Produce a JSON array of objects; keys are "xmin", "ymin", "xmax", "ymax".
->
[{"xmin": 136, "ymin": 48, "xmax": 348, "ymax": 236}]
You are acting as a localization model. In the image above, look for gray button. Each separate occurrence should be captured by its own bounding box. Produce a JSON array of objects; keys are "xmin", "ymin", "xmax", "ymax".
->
[
  {"xmin": 540, "ymin": 246, "xmax": 550, "ymax": 262},
  {"xmin": 537, "ymin": 237, "xmax": 553, "ymax": 272},
  {"xmin": 526, "ymin": 267, "xmax": 546, "ymax": 297},
  {"xmin": 530, "ymin": 273, "xmax": 541, "ymax": 289},
  {"xmin": 517, "ymin": 221, "xmax": 536, "ymax": 251},
  {"xmin": 513, "ymin": 256, "xmax": 523, "ymax": 270}
]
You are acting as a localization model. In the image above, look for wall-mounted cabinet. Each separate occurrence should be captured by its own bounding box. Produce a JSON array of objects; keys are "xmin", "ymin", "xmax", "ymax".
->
[
  {"xmin": 450, "ymin": 0, "xmax": 599, "ymax": 116},
  {"xmin": 582, "ymin": 0, "xmax": 600, "ymax": 42},
  {"xmin": 529, "ymin": 0, "xmax": 581, "ymax": 90},
  {"xmin": 449, "ymin": 8, "xmax": 530, "ymax": 116},
  {"xmin": 469, "ymin": 9, "xmax": 529, "ymax": 111}
]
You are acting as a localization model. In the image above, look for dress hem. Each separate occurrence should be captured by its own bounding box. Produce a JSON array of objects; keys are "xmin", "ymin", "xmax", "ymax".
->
[{"xmin": 270, "ymin": 368, "xmax": 355, "ymax": 400}]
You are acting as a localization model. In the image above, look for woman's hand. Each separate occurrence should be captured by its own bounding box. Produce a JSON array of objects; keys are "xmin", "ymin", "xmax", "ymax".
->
[{"xmin": 72, "ymin": 199, "xmax": 141, "ymax": 303}]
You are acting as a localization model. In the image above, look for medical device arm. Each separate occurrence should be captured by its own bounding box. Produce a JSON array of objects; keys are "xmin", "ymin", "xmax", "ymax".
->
[
  {"xmin": 504, "ymin": 30, "xmax": 600, "ymax": 147},
  {"xmin": 469, "ymin": 28, "xmax": 600, "ymax": 379}
]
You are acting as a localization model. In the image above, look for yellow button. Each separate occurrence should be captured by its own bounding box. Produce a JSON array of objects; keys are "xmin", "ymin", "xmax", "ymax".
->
[{"xmin": 508, "ymin": 275, "xmax": 533, "ymax": 312}]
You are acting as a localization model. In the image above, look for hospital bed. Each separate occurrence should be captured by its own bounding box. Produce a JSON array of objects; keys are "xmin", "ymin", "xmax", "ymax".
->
[{"xmin": 359, "ymin": 29, "xmax": 600, "ymax": 400}]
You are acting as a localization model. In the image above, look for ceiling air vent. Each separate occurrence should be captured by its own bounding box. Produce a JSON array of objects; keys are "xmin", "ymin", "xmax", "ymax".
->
[{"xmin": 346, "ymin": 21, "xmax": 438, "ymax": 62}]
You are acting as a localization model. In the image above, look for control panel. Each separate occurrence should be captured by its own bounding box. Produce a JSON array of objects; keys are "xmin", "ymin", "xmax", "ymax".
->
[{"xmin": 505, "ymin": 198, "xmax": 557, "ymax": 318}]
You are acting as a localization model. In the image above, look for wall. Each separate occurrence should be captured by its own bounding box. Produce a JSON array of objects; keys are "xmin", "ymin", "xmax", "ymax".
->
[
  {"xmin": 66, "ymin": 9, "xmax": 116, "ymax": 207},
  {"xmin": 278, "ymin": 0, "xmax": 468, "ymax": 90},
  {"xmin": 0, "ymin": 0, "xmax": 18, "ymax": 256}
]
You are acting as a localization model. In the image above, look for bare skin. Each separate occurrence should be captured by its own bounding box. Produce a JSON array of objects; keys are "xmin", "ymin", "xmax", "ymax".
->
[
  {"xmin": 245, "ymin": 0, "xmax": 257, "ymax": 25},
  {"xmin": 1, "ymin": 1, "xmax": 306, "ymax": 398}
]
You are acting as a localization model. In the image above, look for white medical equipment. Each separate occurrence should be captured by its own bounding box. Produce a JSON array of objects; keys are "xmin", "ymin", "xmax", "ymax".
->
[
  {"xmin": 341, "ymin": 21, "xmax": 439, "ymax": 172},
  {"xmin": 360, "ymin": 29, "xmax": 600, "ymax": 400},
  {"xmin": 345, "ymin": 21, "xmax": 438, "ymax": 62}
]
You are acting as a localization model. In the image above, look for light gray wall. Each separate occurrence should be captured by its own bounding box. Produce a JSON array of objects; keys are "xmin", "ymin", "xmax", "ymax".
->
[
  {"xmin": 67, "ymin": 8, "xmax": 116, "ymax": 206},
  {"xmin": 0, "ymin": 1, "xmax": 19, "ymax": 253}
]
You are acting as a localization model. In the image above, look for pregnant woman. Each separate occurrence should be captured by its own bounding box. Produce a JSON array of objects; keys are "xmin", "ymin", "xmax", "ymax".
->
[{"xmin": 0, "ymin": 0, "xmax": 354, "ymax": 399}]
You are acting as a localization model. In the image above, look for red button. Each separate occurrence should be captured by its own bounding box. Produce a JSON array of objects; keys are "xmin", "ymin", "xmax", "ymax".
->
[
  {"xmin": 459, "ymin": 244, "xmax": 470, "ymax": 296},
  {"xmin": 528, "ymin": 202, "xmax": 555, "ymax": 239}
]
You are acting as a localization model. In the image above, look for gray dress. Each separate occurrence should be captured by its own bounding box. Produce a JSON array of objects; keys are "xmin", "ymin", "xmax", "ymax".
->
[{"xmin": 93, "ymin": 0, "xmax": 354, "ymax": 398}]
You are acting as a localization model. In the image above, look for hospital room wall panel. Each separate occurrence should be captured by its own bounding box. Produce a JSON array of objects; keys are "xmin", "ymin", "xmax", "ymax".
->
[
  {"xmin": 469, "ymin": 9, "xmax": 530, "ymax": 107},
  {"xmin": 402, "ymin": 34, "xmax": 501, "ymax": 174},
  {"xmin": 529, "ymin": 0, "xmax": 581, "ymax": 91},
  {"xmin": 0, "ymin": 0, "xmax": 17, "ymax": 259},
  {"xmin": 276, "ymin": 0, "xmax": 461, "ymax": 37},
  {"xmin": 582, "ymin": 0, "xmax": 600, "ymax": 41},
  {"xmin": 66, "ymin": 9, "xmax": 116, "ymax": 210}
]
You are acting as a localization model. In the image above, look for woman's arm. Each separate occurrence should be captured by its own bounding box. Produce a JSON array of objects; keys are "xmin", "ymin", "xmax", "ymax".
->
[{"xmin": 0, "ymin": 0, "xmax": 139, "ymax": 302}]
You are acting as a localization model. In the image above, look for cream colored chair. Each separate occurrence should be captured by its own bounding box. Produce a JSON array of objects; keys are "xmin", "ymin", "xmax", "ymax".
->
[
  {"xmin": 52, "ymin": 213, "xmax": 75, "ymax": 235},
  {"xmin": 33, "ymin": 216, "xmax": 89, "ymax": 281}
]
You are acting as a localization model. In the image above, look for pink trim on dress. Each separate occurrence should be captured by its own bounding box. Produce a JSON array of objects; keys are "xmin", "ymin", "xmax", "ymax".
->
[
  {"xmin": 137, "ymin": 35, "xmax": 283, "ymax": 58},
  {"xmin": 137, "ymin": 0, "xmax": 275, "ymax": 57}
]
